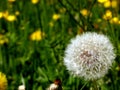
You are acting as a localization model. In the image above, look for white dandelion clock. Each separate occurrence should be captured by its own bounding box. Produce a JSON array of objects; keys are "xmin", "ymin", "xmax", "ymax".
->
[
  {"xmin": 47, "ymin": 83, "xmax": 58, "ymax": 90},
  {"xmin": 47, "ymin": 79, "xmax": 62, "ymax": 90},
  {"xmin": 64, "ymin": 32, "xmax": 116, "ymax": 80},
  {"xmin": 18, "ymin": 85, "xmax": 25, "ymax": 90}
]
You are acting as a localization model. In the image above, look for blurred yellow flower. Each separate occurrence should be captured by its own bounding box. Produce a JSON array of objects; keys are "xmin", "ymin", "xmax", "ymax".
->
[
  {"xmin": 0, "ymin": 34, "xmax": 9, "ymax": 45},
  {"xmin": 52, "ymin": 14, "xmax": 60, "ymax": 20},
  {"xmin": 3, "ymin": 11, "xmax": 9, "ymax": 19},
  {"xmin": 118, "ymin": 21, "xmax": 120, "ymax": 24},
  {"xmin": 98, "ymin": 0, "xmax": 108, "ymax": 3},
  {"xmin": 59, "ymin": 8, "xmax": 66, "ymax": 13},
  {"xmin": 2, "ymin": 11, "xmax": 17, "ymax": 21},
  {"xmin": 15, "ymin": 11, "xmax": 20, "ymax": 16},
  {"xmin": 30, "ymin": 29, "xmax": 45, "ymax": 41},
  {"xmin": 111, "ymin": 0, "xmax": 117, "ymax": 8},
  {"xmin": 31, "ymin": 0, "xmax": 39, "ymax": 4},
  {"xmin": 80, "ymin": 9, "xmax": 92, "ymax": 16},
  {"xmin": 49, "ymin": 21, "xmax": 54, "ymax": 27},
  {"xmin": 8, "ymin": 0, "xmax": 16, "ymax": 2},
  {"xmin": 6, "ymin": 15, "xmax": 16, "ymax": 22},
  {"xmin": 115, "ymin": 66, "xmax": 120, "ymax": 71},
  {"xmin": 0, "ymin": 12, "xmax": 3, "ymax": 18},
  {"xmin": 96, "ymin": 18, "xmax": 102, "ymax": 23},
  {"xmin": 103, "ymin": 10, "xmax": 112, "ymax": 20},
  {"xmin": 0, "ymin": 72, "xmax": 7, "ymax": 90},
  {"xmin": 110, "ymin": 17, "xmax": 119, "ymax": 24},
  {"xmin": 80, "ymin": 9, "xmax": 89, "ymax": 17},
  {"xmin": 104, "ymin": 1, "xmax": 111, "ymax": 8}
]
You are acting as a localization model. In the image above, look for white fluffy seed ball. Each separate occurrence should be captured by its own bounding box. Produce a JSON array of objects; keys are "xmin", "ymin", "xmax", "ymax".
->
[{"xmin": 64, "ymin": 32, "xmax": 116, "ymax": 80}]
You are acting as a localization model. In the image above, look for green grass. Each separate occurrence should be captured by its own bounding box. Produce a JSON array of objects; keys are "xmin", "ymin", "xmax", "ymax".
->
[{"xmin": 0, "ymin": 0, "xmax": 120, "ymax": 90}]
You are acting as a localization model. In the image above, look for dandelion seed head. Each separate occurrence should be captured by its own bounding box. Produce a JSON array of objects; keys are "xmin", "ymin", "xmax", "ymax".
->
[
  {"xmin": 64, "ymin": 32, "xmax": 116, "ymax": 80},
  {"xmin": 47, "ymin": 79, "xmax": 62, "ymax": 90},
  {"xmin": 18, "ymin": 85, "xmax": 25, "ymax": 90}
]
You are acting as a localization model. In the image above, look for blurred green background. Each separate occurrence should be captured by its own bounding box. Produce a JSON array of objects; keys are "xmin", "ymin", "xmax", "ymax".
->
[{"xmin": 0, "ymin": 0, "xmax": 120, "ymax": 90}]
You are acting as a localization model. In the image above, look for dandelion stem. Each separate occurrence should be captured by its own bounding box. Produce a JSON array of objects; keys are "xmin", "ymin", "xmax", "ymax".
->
[
  {"xmin": 80, "ymin": 81, "xmax": 88, "ymax": 90},
  {"xmin": 92, "ymin": 80, "xmax": 99, "ymax": 90}
]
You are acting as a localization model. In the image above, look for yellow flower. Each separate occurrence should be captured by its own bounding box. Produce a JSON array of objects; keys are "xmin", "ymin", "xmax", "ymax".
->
[
  {"xmin": 0, "ymin": 72, "xmax": 7, "ymax": 90},
  {"xmin": 2, "ymin": 11, "xmax": 17, "ymax": 21},
  {"xmin": 15, "ymin": 11, "xmax": 20, "ymax": 16},
  {"xmin": 6, "ymin": 15, "xmax": 16, "ymax": 22},
  {"xmin": 8, "ymin": 0, "xmax": 16, "ymax": 2},
  {"xmin": 0, "ymin": 12, "xmax": 3, "ymax": 19},
  {"xmin": 118, "ymin": 21, "xmax": 120, "ymax": 24},
  {"xmin": 49, "ymin": 21, "xmax": 54, "ymax": 27},
  {"xmin": 115, "ymin": 66, "xmax": 120, "ymax": 71},
  {"xmin": 96, "ymin": 18, "xmax": 102, "ymax": 23},
  {"xmin": 59, "ymin": 8, "xmax": 66, "ymax": 13},
  {"xmin": 103, "ymin": 10, "xmax": 112, "ymax": 20},
  {"xmin": 111, "ymin": 0, "xmax": 117, "ymax": 8},
  {"xmin": 52, "ymin": 14, "xmax": 60, "ymax": 20},
  {"xmin": 104, "ymin": 1, "xmax": 111, "ymax": 8},
  {"xmin": 98, "ymin": 0, "xmax": 108, "ymax": 3},
  {"xmin": 31, "ymin": 0, "xmax": 39, "ymax": 4},
  {"xmin": 0, "ymin": 34, "xmax": 9, "ymax": 45},
  {"xmin": 30, "ymin": 29, "xmax": 45, "ymax": 41},
  {"xmin": 110, "ymin": 17, "xmax": 119, "ymax": 24},
  {"xmin": 3, "ymin": 11, "xmax": 9, "ymax": 19},
  {"xmin": 80, "ymin": 9, "xmax": 89, "ymax": 17}
]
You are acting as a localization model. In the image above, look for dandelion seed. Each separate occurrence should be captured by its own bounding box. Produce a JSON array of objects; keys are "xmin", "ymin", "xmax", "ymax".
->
[
  {"xmin": 64, "ymin": 32, "xmax": 116, "ymax": 80},
  {"xmin": 0, "ymin": 72, "xmax": 7, "ymax": 90}
]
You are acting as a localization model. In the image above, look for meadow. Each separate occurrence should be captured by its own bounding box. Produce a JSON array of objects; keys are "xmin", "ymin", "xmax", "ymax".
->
[{"xmin": 0, "ymin": 0, "xmax": 120, "ymax": 90}]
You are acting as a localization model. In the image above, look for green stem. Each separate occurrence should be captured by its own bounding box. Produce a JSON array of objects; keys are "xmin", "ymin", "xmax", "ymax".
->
[
  {"xmin": 92, "ymin": 80, "xmax": 99, "ymax": 90},
  {"xmin": 80, "ymin": 81, "xmax": 88, "ymax": 90}
]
